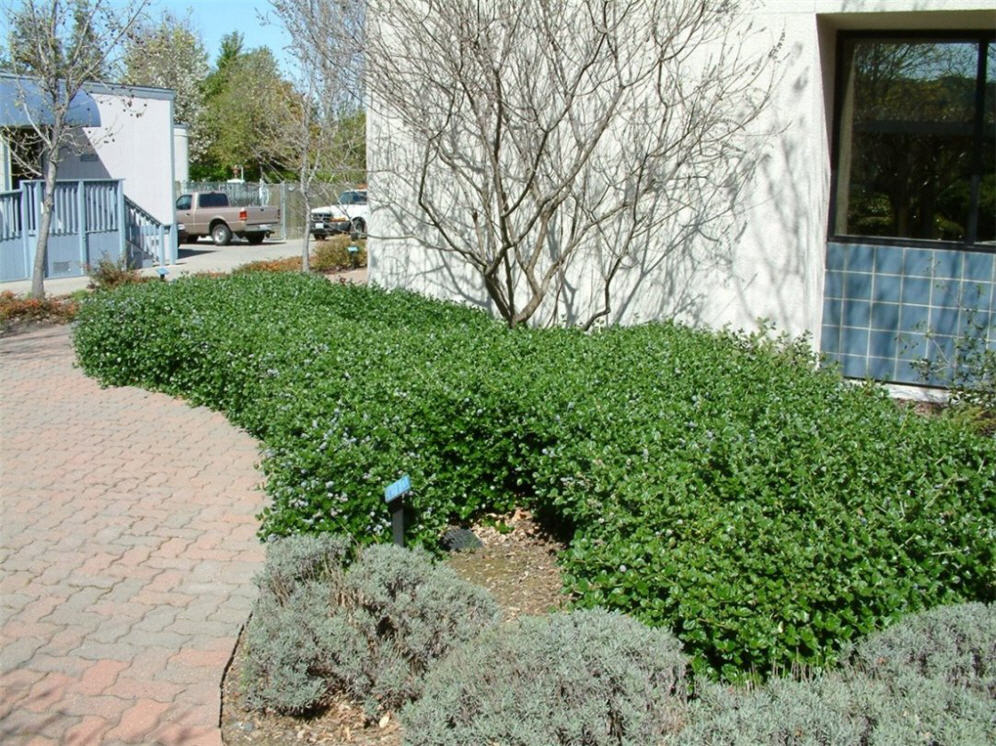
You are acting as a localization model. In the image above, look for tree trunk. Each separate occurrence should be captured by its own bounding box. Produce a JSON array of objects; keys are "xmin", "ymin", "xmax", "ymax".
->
[
  {"xmin": 30, "ymin": 156, "xmax": 60, "ymax": 299},
  {"xmin": 301, "ymin": 188, "xmax": 312, "ymax": 273}
]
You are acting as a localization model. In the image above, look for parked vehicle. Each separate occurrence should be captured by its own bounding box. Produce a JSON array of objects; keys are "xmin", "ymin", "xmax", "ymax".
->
[
  {"xmin": 310, "ymin": 189, "xmax": 368, "ymax": 240},
  {"xmin": 175, "ymin": 192, "xmax": 280, "ymax": 246}
]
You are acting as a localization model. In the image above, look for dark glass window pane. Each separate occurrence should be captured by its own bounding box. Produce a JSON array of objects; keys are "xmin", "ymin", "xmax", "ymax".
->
[
  {"xmin": 980, "ymin": 43, "xmax": 995, "ymax": 243},
  {"xmin": 199, "ymin": 193, "xmax": 228, "ymax": 208},
  {"xmin": 835, "ymin": 39, "xmax": 984, "ymax": 242}
]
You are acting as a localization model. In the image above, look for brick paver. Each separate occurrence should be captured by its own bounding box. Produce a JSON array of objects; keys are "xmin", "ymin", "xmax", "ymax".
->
[{"xmin": 1, "ymin": 325, "xmax": 266, "ymax": 745}]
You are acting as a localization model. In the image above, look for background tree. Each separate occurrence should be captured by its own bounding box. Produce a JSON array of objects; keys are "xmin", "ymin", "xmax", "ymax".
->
[
  {"xmin": 203, "ymin": 31, "xmax": 244, "ymax": 99},
  {"xmin": 267, "ymin": 0, "xmax": 365, "ymax": 268},
  {"xmin": 0, "ymin": 0, "xmax": 148, "ymax": 298},
  {"xmin": 367, "ymin": 0, "xmax": 779, "ymax": 329},
  {"xmin": 120, "ymin": 10, "xmax": 209, "ymax": 165},
  {"xmin": 195, "ymin": 36, "xmax": 294, "ymax": 181}
]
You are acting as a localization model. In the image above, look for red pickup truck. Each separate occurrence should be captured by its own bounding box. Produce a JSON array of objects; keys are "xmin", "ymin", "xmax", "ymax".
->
[{"xmin": 175, "ymin": 192, "xmax": 280, "ymax": 245}]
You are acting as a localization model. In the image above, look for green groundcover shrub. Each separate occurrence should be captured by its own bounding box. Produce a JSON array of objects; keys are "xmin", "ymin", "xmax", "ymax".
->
[
  {"xmin": 73, "ymin": 272, "xmax": 996, "ymax": 680},
  {"xmin": 402, "ymin": 608, "xmax": 690, "ymax": 746},
  {"xmin": 242, "ymin": 534, "xmax": 500, "ymax": 715}
]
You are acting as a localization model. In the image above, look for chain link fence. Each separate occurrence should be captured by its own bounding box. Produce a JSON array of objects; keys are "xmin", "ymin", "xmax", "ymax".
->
[{"xmin": 178, "ymin": 181, "xmax": 352, "ymax": 241}]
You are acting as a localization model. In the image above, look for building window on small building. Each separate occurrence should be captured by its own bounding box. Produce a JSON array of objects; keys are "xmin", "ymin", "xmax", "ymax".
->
[{"xmin": 831, "ymin": 32, "xmax": 994, "ymax": 247}]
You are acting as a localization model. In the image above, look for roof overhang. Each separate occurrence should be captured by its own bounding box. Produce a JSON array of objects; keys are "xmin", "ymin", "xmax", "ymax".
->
[{"xmin": 0, "ymin": 74, "xmax": 101, "ymax": 128}]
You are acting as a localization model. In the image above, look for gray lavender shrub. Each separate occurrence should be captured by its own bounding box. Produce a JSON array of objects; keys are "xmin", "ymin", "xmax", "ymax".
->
[
  {"xmin": 854, "ymin": 671, "xmax": 995, "ymax": 745},
  {"xmin": 242, "ymin": 537, "xmax": 500, "ymax": 716},
  {"xmin": 848, "ymin": 602, "xmax": 995, "ymax": 697},
  {"xmin": 255, "ymin": 533, "xmax": 352, "ymax": 602},
  {"xmin": 401, "ymin": 608, "xmax": 689, "ymax": 746},
  {"xmin": 242, "ymin": 580, "xmax": 364, "ymax": 714},
  {"xmin": 344, "ymin": 543, "xmax": 501, "ymax": 678},
  {"xmin": 670, "ymin": 675, "xmax": 867, "ymax": 745},
  {"xmin": 671, "ymin": 603, "xmax": 996, "ymax": 745},
  {"xmin": 673, "ymin": 671, "xmax": 994, "ymax": 745}
]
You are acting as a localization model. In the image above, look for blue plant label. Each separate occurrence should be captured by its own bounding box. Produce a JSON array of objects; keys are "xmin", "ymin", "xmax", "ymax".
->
[{"xmin": 384, "ymin": 475, "xmax": 411, "ymax": 503}]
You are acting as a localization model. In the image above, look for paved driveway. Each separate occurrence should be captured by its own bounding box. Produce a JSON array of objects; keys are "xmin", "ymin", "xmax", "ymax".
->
[
  {"xmin": 0, "ymin": 325, "xmax": 266, "ymax": 745},
  {"xmin": 1, "ymin": 238, "xmax": 310, "ymax": 297}
]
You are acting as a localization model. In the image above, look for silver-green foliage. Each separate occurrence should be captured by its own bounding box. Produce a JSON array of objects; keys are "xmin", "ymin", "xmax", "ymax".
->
[
  {"xmin": 672, "ymin": 676, "xmax": 868, "ymax": 745},
  {"xmin": 242, "ymin": 537, "xmax": 500, "ymax": 716},
  {"xmin": 849, "ymin": 601, "xmax": 996, "ymax": 697},
  {"xmin": 854, "ymin": 671, "xmax": 995, "ymax": 746},
  {"xmin": 402, "ymin": 609, "xmax": 689, "ymax": 746},
  {"xmin": 671, "ymin": 603, "xmax": 996, "ymax": 745},
  {"xmin": 254, "ymin": 532, "xmax": 352, "ymax": 602},
  {"xmin": 675, "ymin": 671, "xmax": 994, "ymax": 746}
]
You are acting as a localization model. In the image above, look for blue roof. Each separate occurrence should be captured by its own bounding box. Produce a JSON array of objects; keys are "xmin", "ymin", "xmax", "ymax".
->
[{"xmin": 0, "ymin": 74, "xmax": 101, "ymax": 128}]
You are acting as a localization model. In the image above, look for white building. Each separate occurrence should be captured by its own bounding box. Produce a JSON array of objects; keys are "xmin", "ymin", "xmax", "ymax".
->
[
  {"xmin": 1, "ymin": 77, "xmax": 183, "ymax": 280},
  {"xmin": 55, "ymin": 81, "xmax": 179, "ymax": 226},
  {"xmin": 367, "ymin": 1, "xmax": 995, "ymax": 387}
]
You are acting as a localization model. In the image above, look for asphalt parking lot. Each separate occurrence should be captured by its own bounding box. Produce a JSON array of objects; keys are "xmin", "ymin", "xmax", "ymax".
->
[{"xmin": 1, "ymin": 238, "xmax": 310, "ymax": 297}]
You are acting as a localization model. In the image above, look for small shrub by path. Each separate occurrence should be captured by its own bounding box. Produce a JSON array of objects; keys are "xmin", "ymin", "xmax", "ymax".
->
[
  {"xmin": 74, "ymin": 273, "xmax": 996, "ymax": 681},
  {"xmin": 233, "ymin": 236, "xmax": 367, "ymax": 275},
  {"xmin": 241, "ymin": 535, "xmax": 500, "ymax": 717},
  {"xmin": 403, "ymin": 608, "xmax": 690, "ymax": 746},
  {"xmin": 87, "ymin": 257, "xmax": 152, "ymax": 291},
  {"xmin": 0, "ymin": 290, "xmax": 79, "ymax": 335},
  {"xmin": 226, "ymin": 538, "xmax": 994, "ymax": 745}
]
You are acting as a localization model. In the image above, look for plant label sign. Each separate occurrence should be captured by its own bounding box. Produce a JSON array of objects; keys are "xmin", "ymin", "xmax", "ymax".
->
[
  {"xmin": 384, "ymin": 475, "xmax": 411, "ymax": 504},
  {"xmin": 384, "ymin": 475, "xmax": 411, "ymax": 547}
]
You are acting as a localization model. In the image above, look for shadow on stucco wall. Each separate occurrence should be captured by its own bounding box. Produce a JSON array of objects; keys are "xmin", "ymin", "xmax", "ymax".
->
[
  {"xmin": 731, "ymin": 37, "xmax": 822, "ymax": 340},
  {"xmin": 369, "ymin": 127, "xmax": 756, "ymax": 331},
  {"xmin": 370, "ymin": 183, "xmax": 737, "ymax": 331}
]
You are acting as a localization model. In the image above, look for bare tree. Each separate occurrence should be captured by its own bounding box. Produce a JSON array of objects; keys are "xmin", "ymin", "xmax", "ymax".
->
[
  {"xmin": 367, "ymin": 0, "xmax": 780, "ymax": 328},
  {"xmin": 1, "ymin": 0, "xmax": 148, "ymax": 298},
  {"xmin": 266, "ymin": 0, "xmax": 365, "ymax": 270}
]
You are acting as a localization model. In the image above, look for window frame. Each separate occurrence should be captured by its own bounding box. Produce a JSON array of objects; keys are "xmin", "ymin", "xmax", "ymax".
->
[{"xmin": 828, "ymin": 29, "xmax": 995, "ymax": 254}]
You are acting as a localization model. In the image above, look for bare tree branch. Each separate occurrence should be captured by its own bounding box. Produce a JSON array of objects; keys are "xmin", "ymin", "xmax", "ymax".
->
[
  {"xmin": 266, "ymin": 0, "xmax": 365, "ymax": 269},
  {"xmin": 369, "ymin": 0, "xmax": 781, "ymax": 328}
]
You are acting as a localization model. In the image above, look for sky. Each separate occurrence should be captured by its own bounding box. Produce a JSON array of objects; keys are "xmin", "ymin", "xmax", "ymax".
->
[
  {"xmin": 0, "ymin": 0, "xmax": 296, "ymax": 77},
  {"xmin": 146, "ymin": 0, "xmax": 295, "ymax": 74}
]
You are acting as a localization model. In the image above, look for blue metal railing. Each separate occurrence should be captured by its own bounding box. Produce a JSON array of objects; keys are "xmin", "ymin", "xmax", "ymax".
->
[
  {"xmin": 0, "ymin": 179, "xmax": 175, "ymax": 282},
  {"xmin": 124, "ymin": 196, "xmax": 173, "ymax": 267}
]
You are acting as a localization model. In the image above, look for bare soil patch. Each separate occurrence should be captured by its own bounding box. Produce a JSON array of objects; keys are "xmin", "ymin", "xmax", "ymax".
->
[{"xmin": 221, "ymin": 510, "xmax": 568, "ymax": 745}]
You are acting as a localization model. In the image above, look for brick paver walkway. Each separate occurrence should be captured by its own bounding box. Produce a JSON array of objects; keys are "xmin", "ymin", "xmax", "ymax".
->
[{"xmin": 0, "ymin": 325, "xmax": 266, "ymax": 745}]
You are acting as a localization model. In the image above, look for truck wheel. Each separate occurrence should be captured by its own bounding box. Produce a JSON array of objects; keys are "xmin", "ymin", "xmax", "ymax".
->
[
  {"xmin": 247, "ymin": 233, "xmax": 265, "ymax": 245},
  {"xmin": 211, "ymin": 222, "xmax": 232, "ymax": 246},
  {"xmin": 351, "ymin": 218, "xmax": 366, "ymax": 237}
]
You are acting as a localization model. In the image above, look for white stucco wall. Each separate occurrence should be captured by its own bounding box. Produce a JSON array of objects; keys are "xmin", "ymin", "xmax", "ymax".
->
[
  {"xmin": 368, "ymin": 0, "xmax": 995, "ymax": 339},
  {"xmin": 173, "ymin": 124, "xmax": 189, "ymax": 187},
  {"xmin": 57, "ymin": 83, "xmax": 176, "ymax": 225}
]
